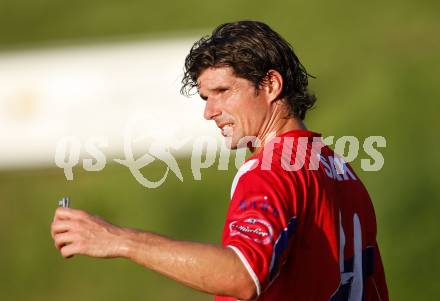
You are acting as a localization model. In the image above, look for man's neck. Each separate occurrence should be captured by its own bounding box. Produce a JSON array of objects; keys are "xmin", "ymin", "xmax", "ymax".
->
[{"xmin": 252, "ymin": 104, "xmax": 307, "ymax": 154}]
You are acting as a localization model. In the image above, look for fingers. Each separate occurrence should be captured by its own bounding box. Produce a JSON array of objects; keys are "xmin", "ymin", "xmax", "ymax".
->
[
  {"xmin": 54, "ymin": 232, "xmax": 76, "ymax": 250},
  {"xmin": 51, "ymin": 220, "xmax": 74, "ymax": 239},
  {"xmin": 60, "ymin": 242, "xmax": 81, "ymax": 258},
  {"xmin": 52, "ymin": 208, "xmax": 92, "ymax": 259},
  {"xmin": 54, "ymin": 232, "xmax": 83, "ymax": 259},
  {"xmin": 54, "ymin": 207, "xmax": 89, "ymax": 221}
]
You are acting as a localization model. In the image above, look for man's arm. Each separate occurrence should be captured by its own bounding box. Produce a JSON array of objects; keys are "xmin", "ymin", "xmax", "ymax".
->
[{"xmin": 51, "ymin": 207, "xmax": 257, "ymax": 300}]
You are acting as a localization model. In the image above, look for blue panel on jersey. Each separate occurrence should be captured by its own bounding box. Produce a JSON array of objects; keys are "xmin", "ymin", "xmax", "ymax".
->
[
  {"xmin": 329, "ymin": 246, "xmax": 375, "ymax": 301},
  {"xmin": 269, "ymin": 216, "xmax": 297, "ymax": 281}
]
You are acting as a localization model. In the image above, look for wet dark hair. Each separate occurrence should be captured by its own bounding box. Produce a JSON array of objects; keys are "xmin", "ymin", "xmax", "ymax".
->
[{"xmin": 181, "ymin": 20, "xmax": 316, "ymax": 120}]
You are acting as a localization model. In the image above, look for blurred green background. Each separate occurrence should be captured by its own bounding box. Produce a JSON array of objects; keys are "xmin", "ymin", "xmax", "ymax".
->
[{"xmin": 0, "ymin": 0, "xmax": 439, "ymax": 300}]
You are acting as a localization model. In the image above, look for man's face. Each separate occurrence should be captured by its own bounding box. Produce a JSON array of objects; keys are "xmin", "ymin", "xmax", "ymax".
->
[{"xmin": 198, "ymin": 67, "xmax": 270, "ymax": 149}]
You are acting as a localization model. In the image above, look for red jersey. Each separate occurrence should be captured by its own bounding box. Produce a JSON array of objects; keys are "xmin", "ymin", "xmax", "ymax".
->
[{"xmin": 215, "ymin": 130, "xmax": 388, "ymax": 301}]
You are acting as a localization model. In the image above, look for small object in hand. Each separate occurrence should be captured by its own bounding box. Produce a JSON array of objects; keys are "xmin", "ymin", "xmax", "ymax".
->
[
  {"xmin": 57, "ymin": 197, "xmax": 73, "ymax": 258},
  {"xmin": 58, "ymin": 197, "xmax": 70, "ymax": 208}
]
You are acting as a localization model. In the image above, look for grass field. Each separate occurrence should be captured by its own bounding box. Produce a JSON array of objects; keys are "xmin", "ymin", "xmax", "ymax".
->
[{"xmin": 0, "ymin": 0, "xmax": 439, "ymax": 300}]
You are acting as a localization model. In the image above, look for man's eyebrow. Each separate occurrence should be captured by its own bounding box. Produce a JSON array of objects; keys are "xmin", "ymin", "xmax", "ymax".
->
[{"xmin": 198, "ymin": 84, "xmax": 230, "ymax": 100}]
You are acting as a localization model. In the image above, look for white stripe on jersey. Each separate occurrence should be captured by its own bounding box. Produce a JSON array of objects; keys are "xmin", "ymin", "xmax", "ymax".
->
[{"xmin": 230, "ymin": 159, "xmax": 258, "ymax": 199}]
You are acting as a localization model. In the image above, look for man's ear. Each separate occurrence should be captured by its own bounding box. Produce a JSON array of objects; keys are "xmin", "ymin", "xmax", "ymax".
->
[{"xmin": 262, "ymin": 69, "xmax": 283, "ymax": 103}]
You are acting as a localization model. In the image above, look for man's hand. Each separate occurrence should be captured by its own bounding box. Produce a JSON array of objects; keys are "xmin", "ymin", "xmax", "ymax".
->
[{"xmin": 51, "ymin": 207, "xmax": 126, "ymax": 259}]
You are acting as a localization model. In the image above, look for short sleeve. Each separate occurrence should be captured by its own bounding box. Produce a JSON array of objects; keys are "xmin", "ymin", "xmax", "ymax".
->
[{"xmin": 223, "ymin": 165, "xmax": 298, "ymax": 296}]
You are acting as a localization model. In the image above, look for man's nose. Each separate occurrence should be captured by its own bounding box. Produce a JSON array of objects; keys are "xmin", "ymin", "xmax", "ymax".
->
[{"xmin": 203, "ymin": 99, "xmax": 221, "ymax": 120}]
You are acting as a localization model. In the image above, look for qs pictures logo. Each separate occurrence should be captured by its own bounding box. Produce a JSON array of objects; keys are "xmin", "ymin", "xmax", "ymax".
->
[{"xmin": 55, "ymin": 114, "xmax": 387, "ymax": 189}]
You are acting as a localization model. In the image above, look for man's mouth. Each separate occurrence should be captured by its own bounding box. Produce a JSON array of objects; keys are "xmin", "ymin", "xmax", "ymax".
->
[{"xmin": 219, "ymin": 124, "xmax": 234, "ymax": 137}]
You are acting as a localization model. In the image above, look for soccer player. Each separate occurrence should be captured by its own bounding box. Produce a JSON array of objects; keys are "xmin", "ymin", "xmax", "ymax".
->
[{"xmin": 51, "ymin": 21, "xmax": 389, "ymax": 300}]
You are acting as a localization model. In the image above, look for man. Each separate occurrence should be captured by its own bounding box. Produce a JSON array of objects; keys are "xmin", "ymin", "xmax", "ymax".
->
[{"xmin": 51, "ymin": 21, "xmax": 388, "ymax": 300}]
